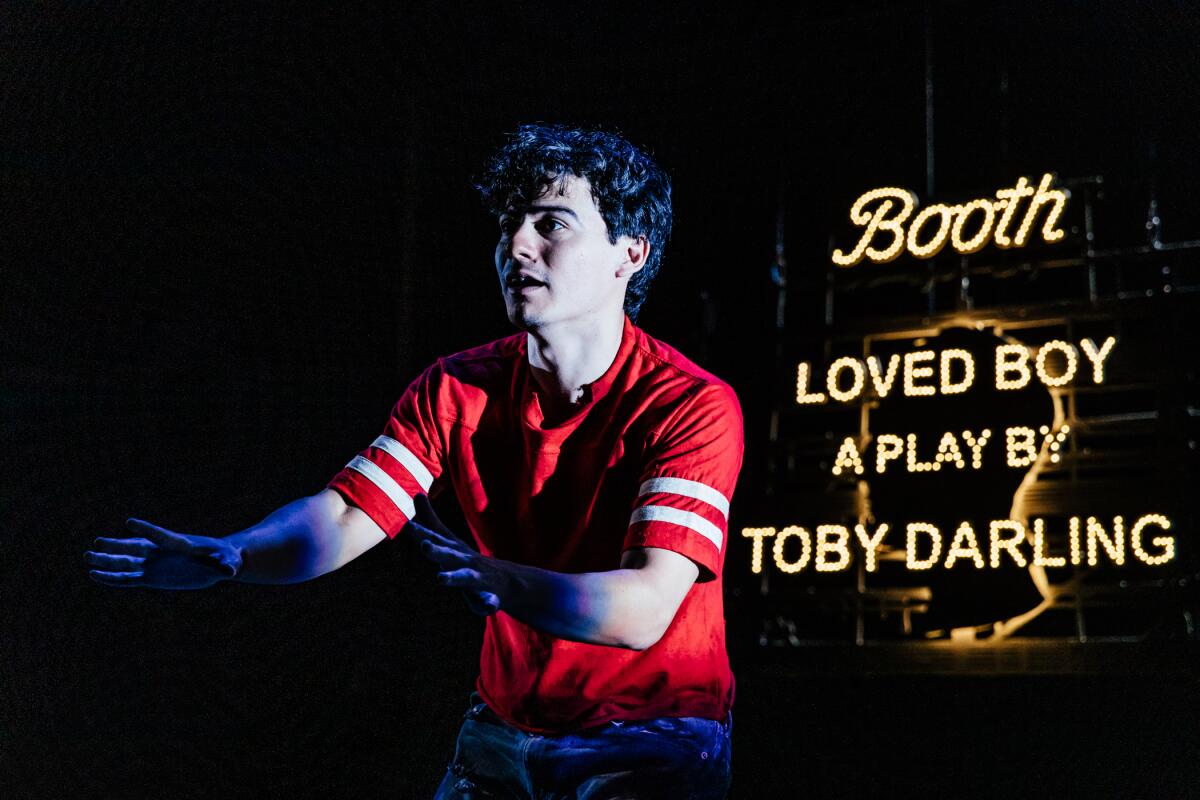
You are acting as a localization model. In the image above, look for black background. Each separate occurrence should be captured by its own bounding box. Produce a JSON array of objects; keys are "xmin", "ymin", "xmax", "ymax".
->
[{"xmin": 4, "ymin": 2, "xmax": 1200, "ymax": 797}]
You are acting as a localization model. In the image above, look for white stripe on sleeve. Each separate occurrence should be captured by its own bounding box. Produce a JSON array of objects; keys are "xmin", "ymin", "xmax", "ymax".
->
[
  {"xmin": 637, "ymin": 477, "xmax": 729, "ymax": 519},
  {"xmin": 370, "ymin": 435, "xmax": 435, "ymax": 490},
  {"xmin": 629, "ymin": 505, "xmax": 724, "ymax": 552},
  {"xmin": 346, "ymin": 455, "xmax": 416, "ymax": 519}
]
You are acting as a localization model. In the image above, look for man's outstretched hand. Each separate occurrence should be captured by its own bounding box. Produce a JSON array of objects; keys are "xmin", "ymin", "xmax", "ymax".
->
[
  {"xmin": 410, "ymin": 495, "xmax": 503, "ymax": 616},
  {"xmin": 85, "ymin": 518, "xmax": 243, "ymax": 590}
]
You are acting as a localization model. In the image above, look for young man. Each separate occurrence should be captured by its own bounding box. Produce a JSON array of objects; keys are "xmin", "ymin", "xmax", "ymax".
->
[{"xmin": 86, "ymin": 124, "xmax": 743, "ymax": 799}]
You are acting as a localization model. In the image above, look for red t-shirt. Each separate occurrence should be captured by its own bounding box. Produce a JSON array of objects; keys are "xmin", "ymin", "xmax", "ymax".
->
[{"xmin": 325, "ymin": 315, "xmax": 743, "ymax": 733}]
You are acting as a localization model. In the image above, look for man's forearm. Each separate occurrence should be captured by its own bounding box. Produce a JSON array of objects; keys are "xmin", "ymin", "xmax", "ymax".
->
[
  {"xmin": 494, "ymin": 562, "xmax": 670, "ymax": 650},
  {"xmin": 224, "ymin": 492, "xmax": 347, "ymax": 585}
]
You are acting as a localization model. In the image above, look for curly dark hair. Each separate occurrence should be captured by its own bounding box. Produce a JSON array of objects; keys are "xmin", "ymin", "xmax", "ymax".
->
[{"xmin": 474, "ymin": 124, "xmax": 672, "ymax": 321}]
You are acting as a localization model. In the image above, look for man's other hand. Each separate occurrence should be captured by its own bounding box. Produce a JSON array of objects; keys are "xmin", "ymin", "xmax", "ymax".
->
[
  {"xmin": 85, "ymin": 518, "xmax": 243, "ymax": 590},
  {"xmin": 411, "ymin": 495, "xmax": 501, "ymax": 616}
]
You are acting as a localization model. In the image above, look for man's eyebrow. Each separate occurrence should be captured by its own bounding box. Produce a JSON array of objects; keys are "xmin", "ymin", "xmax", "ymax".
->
[{"xmin": 500, "ymin": 205, "xmax": 580, "ymax": 221}]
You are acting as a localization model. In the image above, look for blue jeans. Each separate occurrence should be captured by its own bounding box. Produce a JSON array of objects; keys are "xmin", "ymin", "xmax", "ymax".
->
[{"xmin": 433, "ymin": 692, "xmax": 733, "ymax": 799}]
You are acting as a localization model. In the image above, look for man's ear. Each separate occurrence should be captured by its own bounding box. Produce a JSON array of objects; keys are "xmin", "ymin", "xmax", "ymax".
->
[{"xmin": 616, "ymin": 235, "xmax": 650, "ymax": 278}]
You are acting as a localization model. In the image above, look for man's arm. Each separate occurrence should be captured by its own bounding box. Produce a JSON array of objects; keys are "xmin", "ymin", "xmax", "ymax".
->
[
  {"xmin": 86, "ymin": 489, "xmax": 386, "ymax": 589},
  {"xmin": 228, "ymin": 488, "xmax": 386, "ymax": 584},
  {"xmin": 412, "ymin": 495, "xmax": 698, "ymax": 650},
  {"xmin": 498, "ymin": 546, "xmax": 699, "ymax": 651}
]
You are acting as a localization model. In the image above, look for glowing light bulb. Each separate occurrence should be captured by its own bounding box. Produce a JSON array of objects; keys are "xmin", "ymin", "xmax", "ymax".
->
[
  {"xmin": 1005, "ymin": 426, "xmax": 1037, "ymax": 467},
  {"xmin": 795, "ymin": 363, "xmax": 827, "ymax": 404},
  {"xmin": 875, "ymin": 434, "xmax": 905, "ymax": 474},
  {"xmin": 831, "ymin": 436, "xmax": 865, "ymax": 476},
  {"xmin": 949, "ymin": 198, "xmax": 997, "ymax": 254},
  {"xmin": 1032, "ymin": 518, "xmax": 1066, "ymax": 567},
  {"xmin": 944, "ymin": 522, "xmax": 985, "ymax": 569},
  {"xmin": 832, "ymin": 187, "xmax": 917, "ymax": 267},
  {"xmin": 1080, "ymin": 337, "xmax": 1117, "ymax": 383},
  {"xmin": 1086, "ymin": 516, "xmax": 1125, "ymax": 566},
  {"xmin": 934, "ymin": 431, "xmax": 966, "ymax": 469},
  {"xmin": 961, "ymin": 429, "xmax": 992, "ymax": 469},
  {"xmin": 773, "ymin": 526, "xmax": 812, "ymax": 573},
  {"xmin": 854, "ymin": 523, "xmax": 890, "ymax": 572},
  {"xmin": 906, "ymin": 204, "xmax": 954, "ymax": 258},
  {"xmin": 867, "ymin": 354, "xmax": 900, "ymax": 398},
  {"xmin": 906, "ymin": 523, "xmax": 942, "ymax": 570},
  {"xmin": 1034, "ymin": 340, "xmax": 1079, "ymax": 387},
  {"xmin": 741, "ymin": 527, "xmax": 776, "ymax": 574},
  {"xmin": 1069, "ymin": 517, "xmax": 1082, "ymax": 566},
  {"xmin": 906, "ymin": 433, "xmax": 939, "ymax": 473},
  {"xmin": 995, "ymin": 344, "xmax": 1032, "ymax": 390},
  {"xmin": 826, "ymin": 356, "xmax": 866, "ymax": 402},
  {"xmin": 1130, "ymin": 514, "xmax": 1174, "ymax": 565},
  {"xmin": 989, "ymin": 520, "xmax": 1028, "ymax": 568},
  {"xmin": 903, "ymin": 350, "xmax": 937, "ymax": 396},
  {"xmin": 1042, "ymin": 425, "xmax": 1070, "ymax": 465},
  {"xmin": 939, "ymin": 349, "xmax": 975, "ymax": 394},
  {"xmin": 815, "ymin": 525, "xmax": 852, "ymax": 572},
  {"xmin": 993, "ymin": 177, "xmax": 1035, "ymax": 248},
  {"xmin": 1013, "ymin": 173, "xmax": 1068, "ymax": 247}
]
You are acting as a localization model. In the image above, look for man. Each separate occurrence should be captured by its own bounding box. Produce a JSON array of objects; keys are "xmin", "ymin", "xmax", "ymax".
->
[{"xmin": 86, "ymin": 124, "xmax": 743, "ymax": 799}]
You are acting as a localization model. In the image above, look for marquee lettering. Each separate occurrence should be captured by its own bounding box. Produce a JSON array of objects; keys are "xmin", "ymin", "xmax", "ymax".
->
[
  {"xmin": 742, "ymin": 515, "xmax": 1175, "ymax": 574},
  {"xmin": 831, "ymin": 174, "xmax": 1069, "ymax": 267},
  {"xmin": 797, "ymin": 338, "xmax": 1117, "ymax": 404}
]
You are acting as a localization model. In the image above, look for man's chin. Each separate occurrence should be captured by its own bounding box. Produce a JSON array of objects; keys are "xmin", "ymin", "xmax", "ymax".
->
[
  {"xmin": 506, "ymin": 305, "xmax": 542, "ymax": 331},
  {"xmin": 508, "ymin": 295, "xmax": 561, "ymax": 327}
]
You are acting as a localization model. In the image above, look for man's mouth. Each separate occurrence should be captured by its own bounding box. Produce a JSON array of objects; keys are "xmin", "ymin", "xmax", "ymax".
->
[{"xmin": 506, "ymin": 274, "xmax": 548, "ymax": 291}]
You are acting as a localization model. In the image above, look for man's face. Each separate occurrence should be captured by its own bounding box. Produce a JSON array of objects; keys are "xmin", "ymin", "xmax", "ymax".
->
[{"xmin": 495, "ymin": 174, "xmax": 642, "ymax": 331}]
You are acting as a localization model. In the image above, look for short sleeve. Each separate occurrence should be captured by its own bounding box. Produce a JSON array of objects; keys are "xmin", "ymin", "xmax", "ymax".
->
[
  {"xmin": 622, "ymin": 382, "xmax": 744, "ymax": 582},
  {"xmin": 325, "ymin": 363, "xmax": 447, "ymax": 538}
]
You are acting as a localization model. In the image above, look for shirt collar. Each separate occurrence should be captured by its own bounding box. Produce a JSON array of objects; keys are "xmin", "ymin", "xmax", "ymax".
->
[{"xmin": 519, "ymin": 314, "xmax": 638, "ymax": 431}]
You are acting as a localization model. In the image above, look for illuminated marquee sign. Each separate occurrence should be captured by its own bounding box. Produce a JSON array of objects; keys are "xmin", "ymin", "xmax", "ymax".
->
[
  {"xmin": 742, "ymin": 514, "xmax": 1175, "ymax": 574},
  {"xmin": 796, "ymin": 338, "xmax": 1116, "ymax": 472},
  {"xmin": 830, "ymin": 173, "xmax": 1069, "ymax": 267},
  {"xmin": 794, "ymin": 337, "xmax": 1117, "ymax": 405},
  {"xmin": 742, "ymin": 332, "xmax": 1179, "ymax": 573}
]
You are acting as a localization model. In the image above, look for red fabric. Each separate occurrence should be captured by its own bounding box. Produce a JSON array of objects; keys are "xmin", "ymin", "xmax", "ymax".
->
[{"xmin": 326, "ymin": 315, "xmax": 743, "ymax": 733}]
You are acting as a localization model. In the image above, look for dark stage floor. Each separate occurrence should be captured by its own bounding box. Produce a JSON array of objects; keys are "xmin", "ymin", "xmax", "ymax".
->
[
  {"xmin": 731, "ymin": 661, "xmax": 1200, "ymax": 799},
  {"xmin": 8, "ymin": 650, "xmax": 1198, "ymax": 798}
]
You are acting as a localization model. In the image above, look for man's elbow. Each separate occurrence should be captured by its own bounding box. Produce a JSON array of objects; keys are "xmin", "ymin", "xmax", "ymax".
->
[
  {"xmin": 617, "ymin": 557, "xmax": 696, "ymax": 650},
  {"xmin": 619, "ymin": 610, "xmax": 675, "ymax": 651},
  {"xmin": 623, "ymin": 630, "xmax": 664, "ymax": 652}
]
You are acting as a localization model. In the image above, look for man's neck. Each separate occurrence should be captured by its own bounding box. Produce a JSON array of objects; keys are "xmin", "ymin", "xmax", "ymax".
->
[{"xmin": 525, "ymin": 309, "xmax": 626, "ymax": 415}]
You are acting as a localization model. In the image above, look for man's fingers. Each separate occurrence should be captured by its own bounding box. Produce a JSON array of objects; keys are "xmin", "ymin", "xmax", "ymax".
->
[
  {"xmin": 463, "ymin": 591, "xmax": 500, "ymax": 617},
  {"xmin": 475, "ymin": 592, "xmax": 500, "ymax": 614},
  {"xmin": 410, "ymin": 521, "xmax": 462, "ymax": 551},
  {"xmin": 85, "ymin": 552, "xmax": 144, "ymax": 571},
  {"xmin": 92, "ymin": 537, "xmax": 156, "ymax": 557},
  {"xmin": 125, "ymin": 519, "xmax": 191, "ymax": 553},
  {"xmin": 89, "ymin": 569, "xmax": 146, "ymax": 587},
  {"xmin": 438, "ymin": 569, "xmax": 481, "ymax": 589},
  {"xmin": 464, "ymin": 592, "xmax": 486, "ymax": 615},
  {"xmin": 420, "ymin": 540, "xmax": 471, "ymax": 569}
]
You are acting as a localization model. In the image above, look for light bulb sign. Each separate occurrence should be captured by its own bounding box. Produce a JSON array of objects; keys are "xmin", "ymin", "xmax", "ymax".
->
[
  {"xmin": 794, "ymin": 338, "xmax": 1117, "ymax": 406},
  {"xmin": 743, "ymin": 329, "xmax": 1177, "ymax": 575},
  {"xmin": 743, "ymin": 515, "xmax": 1176, "ymax": 575},
  {"xmin": 830, "ymin": 174, "xmax": 1069, "ymax": 267}
]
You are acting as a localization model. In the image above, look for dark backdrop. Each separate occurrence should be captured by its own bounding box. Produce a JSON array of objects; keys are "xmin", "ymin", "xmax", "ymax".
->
[{"xmin": 4, "ymin": 2, "xmax": 1200, "ymax": 797}]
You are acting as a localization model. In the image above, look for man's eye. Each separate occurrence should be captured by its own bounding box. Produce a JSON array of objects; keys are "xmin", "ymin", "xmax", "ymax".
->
[
  {"xmin": 499, "ymin": 219, "xmax": 517, "ymax": 235},
  {"xmin": 535, "ymin": 218, "xmax": 565, "ymax": 233}
]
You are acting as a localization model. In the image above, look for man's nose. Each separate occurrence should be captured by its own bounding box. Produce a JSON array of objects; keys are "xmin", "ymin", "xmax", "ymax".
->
[{"xmin": 508, "ymin": 220, "xmax": 539, "ymax": 263}]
